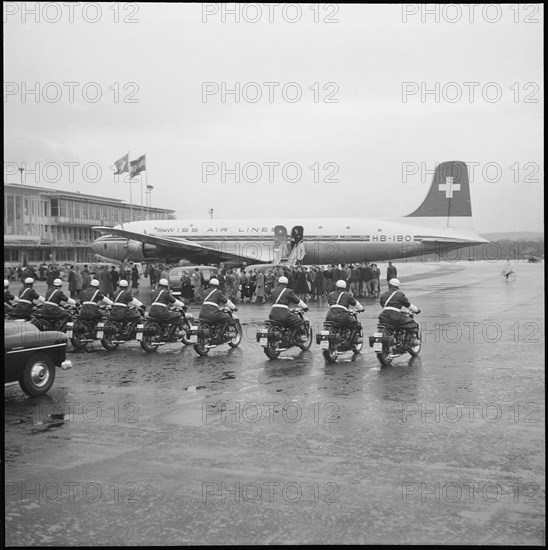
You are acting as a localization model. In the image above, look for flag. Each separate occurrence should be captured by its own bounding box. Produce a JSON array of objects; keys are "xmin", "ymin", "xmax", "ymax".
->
[
  {"xmin": 129, "ymin": 154, "xmax": 146, "ymax": 178},
  {"xmin": 113, "ymin": 153, "xmax": 129, "ymax": 175}
]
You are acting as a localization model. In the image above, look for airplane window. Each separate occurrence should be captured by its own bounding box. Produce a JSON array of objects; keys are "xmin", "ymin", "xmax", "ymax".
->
[{"xmin": 346, "ymin": 226, "xmax": 350, "ymax": 229}]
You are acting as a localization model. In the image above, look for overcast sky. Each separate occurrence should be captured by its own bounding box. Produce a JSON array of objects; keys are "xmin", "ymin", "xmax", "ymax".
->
[{"xmin": 4, "ymin": 3, "xmax": 544, "ymax": 233}]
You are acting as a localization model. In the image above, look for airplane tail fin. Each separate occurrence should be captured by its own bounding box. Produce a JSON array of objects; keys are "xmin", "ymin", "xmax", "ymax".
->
[{"xmin": 405, "ymin": 161, "xmax": 474, "ymax": 229}]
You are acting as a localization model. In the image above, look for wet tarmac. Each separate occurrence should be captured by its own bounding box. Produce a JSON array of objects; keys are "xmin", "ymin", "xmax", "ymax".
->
[{"xmin": 4, "ymin": 261, "xmax": 545, "ymax": 545}]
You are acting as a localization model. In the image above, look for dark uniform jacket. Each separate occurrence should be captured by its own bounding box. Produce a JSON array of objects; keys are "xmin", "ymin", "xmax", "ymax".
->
[
  {"xmin": 149, "ymin": 288, "xmax": 177, "ymax": 319},
  {"xmin": 80, "ymin": 287, "xmax": 107, "ymax": 318},
  {"xmin": 379, "ymin": 289, "xmax": 410, "ymax": 311},
  {"xmin": 13, "ymin": 287, "xmax": 41, "ymax": 316},
  {"xmin": 111, "ymin": 289, "xmax": 139, "ymax": 318},
  {"xmin": 4, "ymin": 289, "xmax": 15, "ymax": 304},
  {"xmin": 42, "ymin": 287, "xmax": 70, "ymax": 317},
  {"xmin": 378, "ymin": 288, "xmax": 417, "ymax": 331},
  {"xmin": 269, "ymin": 286, "xmax": 303, "ymax": 328},
  {"xmin": 200, "ymin": 288, "xmax": 230, "ymax": 322},
  {"xmin": 326, "ymin": 290, "xmax": 360, "ymax": 326}
]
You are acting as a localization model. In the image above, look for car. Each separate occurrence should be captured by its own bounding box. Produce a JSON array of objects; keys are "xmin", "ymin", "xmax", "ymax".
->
[
  {"xmin": 168, "ymin": 266, "xmax": 219, "ymax": 292},
  {"xmin": 4, "ymin": 320, "xmax": 72, "ymax": 396},
  {"xmin": 527, "ymin": 256, "xmax": 542, "ymax": 263}
]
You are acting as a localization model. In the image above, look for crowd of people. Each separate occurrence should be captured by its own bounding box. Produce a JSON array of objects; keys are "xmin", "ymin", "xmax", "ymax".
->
[
  {"xmin": 145, "ymin": 261, "xmax": 398, "ymax": 305},
  {"xmin": 4, "ymin": 262, "xmax": 142, "ymax": 299},
  {"xmin": 5, "ymin": 260, "xmax": 399, "ymax": 306}
]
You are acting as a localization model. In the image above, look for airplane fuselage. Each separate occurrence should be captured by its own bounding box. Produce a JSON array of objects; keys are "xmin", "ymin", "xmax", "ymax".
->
[{"xmin": 92, "ymin": 218, "xmax": 486, "ymax": 265}]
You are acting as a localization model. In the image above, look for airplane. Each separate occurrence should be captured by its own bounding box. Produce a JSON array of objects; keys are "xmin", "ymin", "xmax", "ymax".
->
[{"xmin": 92, "ymin": 160, "xmax": 488, "ymax": 266}]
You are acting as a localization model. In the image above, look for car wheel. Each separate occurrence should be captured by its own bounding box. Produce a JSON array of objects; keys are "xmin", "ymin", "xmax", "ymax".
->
[{"xmin": 20, "ymin": 352, "xmax": 56, "ymax": 396}]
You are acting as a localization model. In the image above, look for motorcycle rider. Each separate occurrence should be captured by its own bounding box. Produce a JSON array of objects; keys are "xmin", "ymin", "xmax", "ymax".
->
[
  {"xmin": 269, "ymin": 276, "xmax": 309, "ymax": 341},
  {"xmin": 199, "ymin": 278, "xmax": 237, "ymax": 331},
  {"xmin": 11, "ymin": 277, "xmax": 45, "ymax": 318},
  {"xmin": 326, "ymin": 279, "xmax": 365, "ymax": 342},
  {"xmin": 110, "ymin": 279, "xmax": 143, "ymax": 321},
  {"xmin": 79, "ymin": 279, "xmax": 113, "ymax": 321},
  {"xmin": 4, "ymin": 279, "xmax": 15, "ymax": 306},
  {"xmin": 149, "ymin": 278, "xmax": 187, "ymax": 331},
  {"xmin": 41, "ymin": 278, "xmax": 76, "ymax": 323},
  {"xmin": 378, "ymin": 278, "xmax": 420, "ymax": 343}
]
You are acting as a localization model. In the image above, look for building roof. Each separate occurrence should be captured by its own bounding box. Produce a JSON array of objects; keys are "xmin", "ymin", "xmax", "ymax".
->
[{"xmin": 3, "ymin": 182, "xmax": 174, "ymax": 213}]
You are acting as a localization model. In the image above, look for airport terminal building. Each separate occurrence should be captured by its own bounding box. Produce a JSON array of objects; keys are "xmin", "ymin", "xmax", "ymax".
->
[{"xmin": 4, "ymin": 183, "xmax": 175, "ymax": 265}]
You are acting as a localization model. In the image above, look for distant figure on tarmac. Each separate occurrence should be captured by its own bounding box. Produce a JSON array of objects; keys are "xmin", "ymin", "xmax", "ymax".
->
[
  {"xmin": 386, "ymin": 261, "xmax": 397, "ymax": 285},
  {"xmin": 503, "ymin": 258, "xmax": 515, "ymax": 280}
]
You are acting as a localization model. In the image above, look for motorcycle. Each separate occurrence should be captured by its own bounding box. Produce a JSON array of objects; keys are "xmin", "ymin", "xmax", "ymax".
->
[
  {"xmin": 4, "ymin": 303, "xmax": 15, "ymax": 318},
  {"xmin": 66, "ymin": 305, "xmax": 112, "ymax": 349},
  {"xmin": 30, "ymin": 302, "xmax": 80, "ymax": 332},
  {"xmin": 256, "ymin": 307, "xmax": 313, "ymax": 360},
  {"xmin": 100, "ymin": 305, "xmax": 146, "ymax": 351},
  {"xmin": 316, "ymin": 308, "xmax": 364, "ymax": 363},
  {"xmin": 369, "ymin": 311, "xmax": 421, "ymax": 367},
  {"xmin": 136, "ymin": 303, "xmax": 195, "ymax": 352},
  {"xmin": 188, "ymin": 307, "xmax": 243, "ymax": 356}
]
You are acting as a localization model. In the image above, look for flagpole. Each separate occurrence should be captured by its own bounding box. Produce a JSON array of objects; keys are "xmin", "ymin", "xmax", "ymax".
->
[
  {"xmin": 140, "ymin": 170, "xmax": 144, "ymax": 217},
  {"xmin": 128, "ymin": 151, "xmax": 133, "ymax": 221},
  {"xmin": 145, "ymin": 169, "xmax": 149, "ymax": 219}
]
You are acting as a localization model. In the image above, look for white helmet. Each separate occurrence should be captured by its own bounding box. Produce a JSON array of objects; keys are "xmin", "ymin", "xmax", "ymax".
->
[
  {"xmin": 4, "ymin": 279, "xmax": 9, "ymax": 287},
  {"xmin": 278, "ymin": 276, "xmax": 288, "ymax": 284},
  {"xmin": 336, "ymin": 279, "xmax": 346, "ymax": 289},
  {"xmin": 90, "ymin": 279, "xmax": 100, "ymax": 287},
  {"xmin": 158, "ymin": 278, "xmax": 169, "ymax": 286},
  {"xmin": 53, "ymin": 278, "xmax": 63, "ymax": 286},
  {"xmin": 389, "ymin": 278, "xmax": 400, "ymax": 287},
  {"xmin": 119, "ymin": 279, "xmax": 129, "ymax": 287},
  {"xmin": 209, "ymin": 278, "xmax": 219, "ymax": 286}
]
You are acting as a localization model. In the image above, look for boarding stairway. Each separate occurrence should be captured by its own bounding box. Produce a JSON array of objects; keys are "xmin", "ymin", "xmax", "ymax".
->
[{"xmin": 271, "ymin": 240, "xmax": 305, "ymax": 268}]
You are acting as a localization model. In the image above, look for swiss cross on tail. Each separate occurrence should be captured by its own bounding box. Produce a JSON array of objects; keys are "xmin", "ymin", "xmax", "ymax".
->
[
  {"xmin": 406, "ymin": 160, "xmax": 472, "ymax": 218},
  {"xmin": 439, "ymin": 177, "xmax": 461, "ymax": 198}
]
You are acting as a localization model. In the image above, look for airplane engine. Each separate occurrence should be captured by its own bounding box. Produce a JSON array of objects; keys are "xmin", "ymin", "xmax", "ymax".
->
[
  {"xmin": 142, "ymin": 243, "xmax": 166, "ymax": 260},
  {"xmin": 141, "ymin": 243, "xmax": 180, "ymax": 261}
]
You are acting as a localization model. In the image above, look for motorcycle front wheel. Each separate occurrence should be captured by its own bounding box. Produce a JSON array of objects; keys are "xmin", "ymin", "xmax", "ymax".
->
[
  {"xmin": 264, "ymin": 343, "xmax": 280, "ymax": 360},
  {"xmin": 298, "ymin": 324, "xmax": 313, "ymax": 351},
  {"xmin": 322, "ymin": 348, "xmax": 338, "ymax": 363},
  {"xmin": 408, "ymin": 330, "xmax": 422, "ymax": 357},
  {"xmin": 193, "ymin": 339, "xmax": 209, "ymax": 356},
  {"xmin": 181, "ymin": 320, "xmax": 193, "ymax": 346},
  {"xmin": 227, "ymin": 321, "xmax": 243, "ymax": 348}
]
